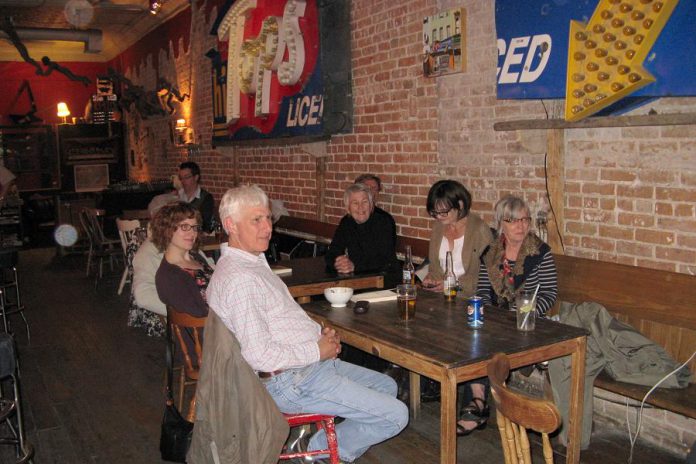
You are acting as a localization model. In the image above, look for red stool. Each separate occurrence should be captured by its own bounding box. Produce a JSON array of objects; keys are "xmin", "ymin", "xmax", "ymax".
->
[{"xmin": 278, "ymin": 413, "xmax": 340, "ymax": 464}]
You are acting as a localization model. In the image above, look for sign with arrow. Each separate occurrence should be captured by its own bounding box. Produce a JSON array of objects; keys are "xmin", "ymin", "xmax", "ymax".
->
[
  {"xmin": 495, "ymin": 0, "xmax": 694, "ymax": 104},
  {"xmin": 565, "ymin": 0, "xmax": 679, "ymax": 121}
]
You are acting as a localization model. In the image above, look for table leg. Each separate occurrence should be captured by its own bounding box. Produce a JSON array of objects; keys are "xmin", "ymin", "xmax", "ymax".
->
[
  {"xmin": 440, "ymin": 371, "xmax": 457, "ymax": 464},
  {"xmin": 409, "ymin": 371, "xmax": 421, "ymax": 419},
  {"xmin": 565, "ymin": 336, "xmax": 587, "ymax": 464}
]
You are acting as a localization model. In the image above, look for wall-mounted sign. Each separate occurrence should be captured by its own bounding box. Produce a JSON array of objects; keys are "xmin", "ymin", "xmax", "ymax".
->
[
  {"xmin": 495, "ymin": 0, "xmax": 695, "ymax": 101},
  {"xmin": 210, "ymin": 0, "xmax": 352, "ymax": 143}
]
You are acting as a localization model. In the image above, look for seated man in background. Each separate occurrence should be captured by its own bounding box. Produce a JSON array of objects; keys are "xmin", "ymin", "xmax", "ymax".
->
[
  {"xmin": 0, "ymin": 165, "xmax": 17, "ymax": 201},
  {"xmin": 325, "ymin": 183, "xmax": 400, "ymax": 288},
  {"xmin": 207, "ymin": 185, "xmax": 408, "ymax": 464},
  {"xmin": 354, "ymin": 173, "xmax": 383, "ymax": 207},
  {"xmin": 178, "ymin": 161, "xmax": 215, "ymax": 232}
]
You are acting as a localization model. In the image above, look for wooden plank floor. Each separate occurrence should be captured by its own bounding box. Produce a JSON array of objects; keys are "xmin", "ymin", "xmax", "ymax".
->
[{"xmin": 0, "ymin": 248, "xmax": 685, "ymax": 463}]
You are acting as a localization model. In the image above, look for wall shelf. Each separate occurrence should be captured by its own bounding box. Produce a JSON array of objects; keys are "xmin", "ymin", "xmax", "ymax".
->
[{"xmin": 493, "ymin": 112, "xmax": 696, "ymax": 131}]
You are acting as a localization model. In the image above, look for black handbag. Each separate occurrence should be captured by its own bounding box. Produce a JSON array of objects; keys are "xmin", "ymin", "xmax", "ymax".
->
[{"xmin": 160, "ymin": 322, "xmax": 193, "ymax": 462}]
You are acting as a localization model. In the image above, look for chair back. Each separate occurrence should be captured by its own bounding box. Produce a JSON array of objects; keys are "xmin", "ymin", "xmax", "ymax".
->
[
  {"xmin": 116, "ymin": 218, "xmax": 141, "ymax": 254},
  {"xmin": 79, "ymin": 208, "xmax": 110, "ymax": 247},
  {"xmin": 166, "ymin": 306, "xmax": 206, "ymax": 380},
  {"xmin": 487, "ymin": 353, "xmax": 561, "ymax": 464}
]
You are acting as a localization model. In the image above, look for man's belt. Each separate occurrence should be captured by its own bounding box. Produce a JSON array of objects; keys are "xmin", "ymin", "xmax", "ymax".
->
[{"xmin": 258, "ymin": 369, "xmax": 285, "ymax": 379}]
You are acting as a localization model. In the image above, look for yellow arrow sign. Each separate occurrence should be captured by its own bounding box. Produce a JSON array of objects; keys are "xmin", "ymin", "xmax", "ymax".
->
[{"xmin": 565, "ymin": 0, "xmax": 679, "ymax": 121}]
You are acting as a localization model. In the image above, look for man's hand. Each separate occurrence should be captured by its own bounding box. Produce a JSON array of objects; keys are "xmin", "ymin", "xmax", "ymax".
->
[
  {"xmin": 334, "ymin": 255, "xmax": 354, "ymax": 274},
  {"xmin": 318, "ymin": 327, "xmax": 342, "ymax": 360}
]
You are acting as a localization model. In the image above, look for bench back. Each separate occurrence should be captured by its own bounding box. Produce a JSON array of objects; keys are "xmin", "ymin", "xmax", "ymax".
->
[
  {"xmin": 275, "ymin": 215, "xmax": 429, "ymax": 261},
  {"xmin": 554, "ymin": 254, "xmax": 696, "ymax": 374}
]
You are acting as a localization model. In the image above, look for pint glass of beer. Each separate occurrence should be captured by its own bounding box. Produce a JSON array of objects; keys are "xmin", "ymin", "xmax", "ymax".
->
[{"xmin": 396, "ymin": 284, "xmax": 417, "ymax": 321}]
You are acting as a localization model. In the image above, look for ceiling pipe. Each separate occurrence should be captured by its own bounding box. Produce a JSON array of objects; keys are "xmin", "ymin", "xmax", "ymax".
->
[
  {"xmin": 0, "ymin": 0, "xmax": 45, "ymax": 6},
  {"xmin": 0, "ymin": 27, "xmax": 103, "ymax": 53}
]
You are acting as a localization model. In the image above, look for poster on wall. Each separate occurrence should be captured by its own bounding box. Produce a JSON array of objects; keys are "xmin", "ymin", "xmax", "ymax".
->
[
  {"xmin": 422, "ymin": 8, "xmax": 466, "ymax": 78},
  {"xmin": 209, "ymin": 0, "xmax": 353, "ymax": 143},
  {"xmin": 495, "ymin": 0, "xmax": 696, "ymax": 100}
]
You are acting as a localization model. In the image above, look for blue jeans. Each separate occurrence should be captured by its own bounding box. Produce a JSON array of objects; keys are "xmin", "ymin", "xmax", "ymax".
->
[{"xmin": 262, "ymin": 359, "xmax": 409, "ymax": 462}]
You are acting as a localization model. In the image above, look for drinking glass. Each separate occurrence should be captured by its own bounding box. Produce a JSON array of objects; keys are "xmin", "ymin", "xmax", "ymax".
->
[
  {"xmin": 515, "ymin": 292, "xmax": 536, "ymax": 331},
  {"xmin": 396, "ymin": 284, "xmax": 417, "ymax": 321}
]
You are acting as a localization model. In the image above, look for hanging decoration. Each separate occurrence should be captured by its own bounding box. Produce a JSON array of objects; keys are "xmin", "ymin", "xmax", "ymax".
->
[{"xmin": 0, "ymin": 17, "xmax": 92, "ymax": 86}]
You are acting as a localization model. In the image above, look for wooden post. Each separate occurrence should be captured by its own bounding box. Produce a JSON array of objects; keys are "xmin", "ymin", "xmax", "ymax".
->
[
  {"xmin": 546, "ymin": 128, "xmax": 565, "ymax": 254},
  {"xmin": 317, "ymin": 157, "xmax": 326, "ymax": 221}
]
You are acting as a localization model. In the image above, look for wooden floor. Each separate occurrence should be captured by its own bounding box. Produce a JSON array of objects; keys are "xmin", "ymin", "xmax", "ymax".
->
[{"xmin": 0, "ymin": 248, "xmax": 685, "ymax": 463}]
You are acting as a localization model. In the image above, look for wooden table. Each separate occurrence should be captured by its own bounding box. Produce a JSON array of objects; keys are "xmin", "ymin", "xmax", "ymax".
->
[
  {"xmin": 302, "ymin": 291, "xmax": 587, "ymax": 464},
  {"xmin": 197, "ymin": 242, "xmax": 386, "ymax": 300},
  {"xmin": 280, "ymin": 256, "xmax": 384, "ymax": 301}
]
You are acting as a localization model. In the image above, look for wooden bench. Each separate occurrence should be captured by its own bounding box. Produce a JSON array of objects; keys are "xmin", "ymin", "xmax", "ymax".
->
[
  {"xmin": 274, "ymin": 215, "xmax": 429, "ymax": 263},
  {"xmin": 554, "ymin": 254, "xmax": 696, "ymax": 419}
]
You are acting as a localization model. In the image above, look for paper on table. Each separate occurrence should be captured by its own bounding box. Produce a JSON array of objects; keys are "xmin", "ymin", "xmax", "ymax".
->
[
  {"xmin": 350, "ymin": 289, "xmax": 397, "ymax": 303},
  {"xmin": 271, "ymin": 265, "xmax": 292, "ymax": 276}
]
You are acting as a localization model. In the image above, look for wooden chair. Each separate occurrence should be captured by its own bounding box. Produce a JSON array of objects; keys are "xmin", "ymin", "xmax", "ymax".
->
[
  {"xmin": 79, "ymin": 208, "xmax": 121, "ymax": 281},
  {"xmin": 166, "ymin": 306, "xmax": 205, "ymax": 422},
  {"xmin": 115, "ymin": 219, "xmax": 142, "ymax": 295},
  {"xmin": 487, "ymin": 353, "xmax": 561, "ymax": 464},
  {"xmin": 278, "ymin": 413, "xmax": 340, "ymax": 464}
]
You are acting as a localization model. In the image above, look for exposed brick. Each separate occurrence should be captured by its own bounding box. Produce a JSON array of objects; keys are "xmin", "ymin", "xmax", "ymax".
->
[
  {"xmin": 618, "ymin": 213, "xmax": 655, "ymax": 227},
  {"xmin": 600, "ymin": 169, "xmax": 636, "ymax": 182},
  {"xmin": 635, "ymin": 229, "xmax": 675, "ymax": 245},
  {"xmin": 582, "ymin": 183, "xmax": 616, "ymax": 195},
  {"xmin": 616, "ymin": 185, "xmax": 654, "ymax": 198},
  {"xmin": 598, "ymin": 225, "xmax": 633, "ymax": 240},
  {"xmin": 655, "ymin": 247, "xmax": 696, "ymax": 263}
]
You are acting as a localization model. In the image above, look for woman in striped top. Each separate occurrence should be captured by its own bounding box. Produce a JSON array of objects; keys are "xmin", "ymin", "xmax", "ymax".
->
[
  {"xmin": 476, "ymin": 195, "xmax": 558, "ymax": 316},
  {"xmin": 457, "ymin": 194, "xmax": 557, "ymax": 437}
]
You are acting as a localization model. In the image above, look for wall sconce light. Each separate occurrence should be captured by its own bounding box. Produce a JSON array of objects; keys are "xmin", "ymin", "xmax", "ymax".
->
[
  {"xmin": 149, "ymin": 0, "xmax": 163, "ymax": 15},
  {"xmin": 57, "ymin": 102, "xmax": 71, "ymax": 124},
  {"xmin": 174, "ymin": 118, "xmax": 193, "ymax": 145}
]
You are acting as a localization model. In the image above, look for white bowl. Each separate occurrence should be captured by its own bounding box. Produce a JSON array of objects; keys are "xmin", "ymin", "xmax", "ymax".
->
[{"xmin": 323, "ymin": 287, "xmax": 354, "ymax": 308}]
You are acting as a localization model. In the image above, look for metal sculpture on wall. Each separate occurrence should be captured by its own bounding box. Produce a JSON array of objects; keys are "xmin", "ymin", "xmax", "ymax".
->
[
  {"xmin": 0, "ymin": 17, "xmax": 92, "ymax": 86},
  {"xmin": 105, "ymin": 68, "xmax": 188, "ymax": 119}
]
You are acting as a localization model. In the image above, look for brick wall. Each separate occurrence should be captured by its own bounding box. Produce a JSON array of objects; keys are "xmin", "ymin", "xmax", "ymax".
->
[{"xmin": 120, "ymin": 1, "xmax": 696, "ymax": 275}]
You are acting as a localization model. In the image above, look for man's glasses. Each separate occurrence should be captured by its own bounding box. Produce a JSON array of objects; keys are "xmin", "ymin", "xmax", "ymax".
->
[
  {"xmin": 179, "ymin": 174, "xmax": 194, "ymax": 181},
  {"xmin": 429, "ymin": 207, "xmax": 454, "ymax": 218},
  {"xmin": 503, "ymin": 217, "xmax": 532, "ymax": 225},
  {"xmin": 177, "ymin": 224, "xmax": 201, "ymax": 232}
]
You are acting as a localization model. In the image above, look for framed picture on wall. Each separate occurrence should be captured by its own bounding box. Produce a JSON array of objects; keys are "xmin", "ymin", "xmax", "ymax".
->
[
  {"xmin": 74, "ymin": 164, "xmax": 109, "ymax": 192},
  {"xmin": 422, "ymin": 8, "xmax": 466, "ymax": 77}
]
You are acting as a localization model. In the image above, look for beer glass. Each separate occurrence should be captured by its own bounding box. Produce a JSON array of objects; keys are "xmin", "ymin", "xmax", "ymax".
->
[{"xmin": 396, "ymin": 284, "xmax": 417, "ymax": 321}]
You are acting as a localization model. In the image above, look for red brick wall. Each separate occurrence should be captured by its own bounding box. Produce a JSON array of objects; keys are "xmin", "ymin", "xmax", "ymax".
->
[{"xmin": 119, "ymin": 0, "xmax": 696, "ymax": 275}]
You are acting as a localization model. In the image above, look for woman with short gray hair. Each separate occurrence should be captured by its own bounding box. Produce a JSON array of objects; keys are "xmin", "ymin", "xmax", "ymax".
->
[{"xmin": 457, "ymin": 194, "xmax": 557, "ymax": 437}]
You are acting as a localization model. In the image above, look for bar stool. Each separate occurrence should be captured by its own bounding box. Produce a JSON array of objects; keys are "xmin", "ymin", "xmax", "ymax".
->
[
  {"xmin": 0, "ymin": 251, "xmax": 29, "ymax": 341},
  {"xmin": 0, "ymin": 333, "xmax": 34, "ymax": 463}
]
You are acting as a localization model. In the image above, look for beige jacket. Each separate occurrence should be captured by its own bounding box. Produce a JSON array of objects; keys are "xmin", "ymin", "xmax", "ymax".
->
[
  {"xmin": 187, "ymin": 311, "xmax": 289, "ymax": 464},
  {"xmin": 427, "ymin": 212, "xmax": 493, "ymax": 297}
]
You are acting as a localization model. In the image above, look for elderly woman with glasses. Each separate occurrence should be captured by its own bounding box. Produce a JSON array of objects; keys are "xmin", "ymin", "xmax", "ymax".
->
[
  {"xmin": 153, "ymin": 202, "xmax": 215, "ymax": 317},
  {"xmin": 456, "ymin": 195, "xmax": 558, "ymax": 437},
  {"xmin": 421, "ymin": 180, "xmax": 493, "ymax": 296},
  {"xmin": 325, "ymin": 183, "xmax": 401, "ymax": 287}
]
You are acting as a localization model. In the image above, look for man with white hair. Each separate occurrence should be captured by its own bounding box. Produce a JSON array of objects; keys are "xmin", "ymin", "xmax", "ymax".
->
[{"xmin": 207, "ymin": 185, "xmax": 408, "ymax": 464}]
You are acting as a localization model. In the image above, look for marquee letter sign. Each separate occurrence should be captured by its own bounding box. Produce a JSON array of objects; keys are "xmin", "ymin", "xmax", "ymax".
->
[{"xmin": 211, "ymin": 0, "xmax": 349, "ymax": 142}]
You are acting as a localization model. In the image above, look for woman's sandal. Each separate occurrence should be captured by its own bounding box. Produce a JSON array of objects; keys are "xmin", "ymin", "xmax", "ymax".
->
[{"xmin": 456, "ymin": 397, "xmax": 489, "ymax": 437}]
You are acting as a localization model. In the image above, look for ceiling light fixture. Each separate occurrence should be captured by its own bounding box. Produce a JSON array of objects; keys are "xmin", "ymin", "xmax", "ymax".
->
[{"xmin": 149, "ymin": 0, "xmax": 163, "ymax": 15}]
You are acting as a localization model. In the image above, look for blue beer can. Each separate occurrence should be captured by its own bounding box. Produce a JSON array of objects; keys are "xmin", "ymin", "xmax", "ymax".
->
[{"xmin": 467, "ymin": 296, "xmax": 484, "ymax": 328}]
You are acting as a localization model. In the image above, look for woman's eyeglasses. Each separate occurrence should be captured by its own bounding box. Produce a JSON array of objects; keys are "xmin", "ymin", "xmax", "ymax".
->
[
  {"xmin": 429, "ymin": 207, "xmax": 454, "ymax": 218},
  {"xmin": 177, "ymin": 224, "xmax": 201, "ymax": 232},
  {"xmin": 503, "ymin": 217, "xmax": 532, "ymax": 225}
]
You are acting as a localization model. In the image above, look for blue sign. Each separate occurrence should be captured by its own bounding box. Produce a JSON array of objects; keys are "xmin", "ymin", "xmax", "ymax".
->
[{"xmin": 495, "ymin": 0, "xmax": 696, "ymax": 99}]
